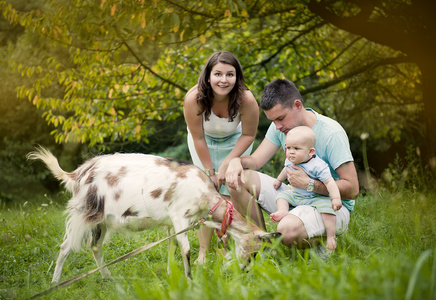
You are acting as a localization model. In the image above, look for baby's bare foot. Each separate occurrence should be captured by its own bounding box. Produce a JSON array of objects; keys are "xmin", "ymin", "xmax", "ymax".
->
[
  {"xmin": 326, "ymin": 236, "xmax": 337, "ymax": 250},
  {"xmin": 270, "ymin": 210, "xmax": 288, "ymax": 222}
]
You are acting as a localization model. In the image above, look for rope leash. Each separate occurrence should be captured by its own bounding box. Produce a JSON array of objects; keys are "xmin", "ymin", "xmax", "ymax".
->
[{"xmin": 29, "ymin": 223, "xmax": 198, "ymax": 299}]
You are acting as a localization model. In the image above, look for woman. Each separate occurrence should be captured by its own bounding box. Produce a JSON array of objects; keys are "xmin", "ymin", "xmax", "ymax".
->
[{"xmin": 183, "ymin": 51, "xmax": 259, "ymax": 263}]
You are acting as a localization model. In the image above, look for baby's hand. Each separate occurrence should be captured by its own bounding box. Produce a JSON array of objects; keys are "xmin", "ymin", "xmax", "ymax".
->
[
  {"xmin": 273, "ymin": 179, "xmax": 281, "ymax": 190},
  {"xmin": 332, "ymin": 198, "xmax": 342, "ymax": 211}
]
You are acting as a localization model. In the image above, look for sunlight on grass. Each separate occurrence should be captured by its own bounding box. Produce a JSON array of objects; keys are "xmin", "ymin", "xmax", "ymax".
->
[{"xmin": 0, "ymin": 188, "xmax": 435, "ymax": 299}]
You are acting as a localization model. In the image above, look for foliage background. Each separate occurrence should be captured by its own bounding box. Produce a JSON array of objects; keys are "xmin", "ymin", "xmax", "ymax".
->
[
  {"xmin": 0, "ymin": 1, "xmax": 435, "ymax": 299},
  {"xmin": 1, "ymin": 0, "xmax": 435, "ymax": 201}
]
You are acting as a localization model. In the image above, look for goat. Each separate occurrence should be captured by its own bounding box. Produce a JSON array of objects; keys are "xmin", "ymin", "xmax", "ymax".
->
[{"xmin": 27, "ymin": 147, "xmax": 280, "ymax": 283}]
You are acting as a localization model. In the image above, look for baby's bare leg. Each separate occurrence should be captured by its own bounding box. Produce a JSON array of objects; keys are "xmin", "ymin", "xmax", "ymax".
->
[
  {"xmin": 270, "ymin": 198, "xmax": 290, "ymax": 223},
  {"xmin": 321, "ymin": 213, "xmax": 337, "ymax": 250}
]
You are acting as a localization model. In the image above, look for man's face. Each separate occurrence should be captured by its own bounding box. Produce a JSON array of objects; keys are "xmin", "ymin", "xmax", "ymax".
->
[{"xmin": 264, "ymin": 103, "xmax": 300, "ymax": 135}]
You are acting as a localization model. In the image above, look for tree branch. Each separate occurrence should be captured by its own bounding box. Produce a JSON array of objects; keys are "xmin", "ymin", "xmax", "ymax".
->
[
  {"xmin": 163, "ymin": 0, "xmax": 215, "ymax": 18},
  {"xmin": 300, "ymin": 55, "xmax": 413, "ymax": 95},
  {"xmin": 306, "ymin": 0, "xmax": 426, "ymax": 58},
  {"xmin": 121, "ymin": 41, "xmax": 187, "ymax": 93},
  {"xmin": 246, "ymin": 20, "xmax": 327, "ymax": 69},
  {"xmin": 297, "ymin": 36, "xmax": 363, "ymax": 84}
]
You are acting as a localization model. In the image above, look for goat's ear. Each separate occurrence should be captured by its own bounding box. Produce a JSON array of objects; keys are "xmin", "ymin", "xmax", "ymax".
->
[{"xmin": 258, "ymin": 232, "xmax": 281, "ymax": 241}]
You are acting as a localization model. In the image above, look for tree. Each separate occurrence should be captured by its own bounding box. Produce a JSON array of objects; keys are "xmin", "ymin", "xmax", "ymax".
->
[
  {"xmin": 305, "ymin": 0, "xmax": 435, "ymax": 164},
  {"xmin": 0, "ymin": 0, "xmax": 432, "ymax": 169}
]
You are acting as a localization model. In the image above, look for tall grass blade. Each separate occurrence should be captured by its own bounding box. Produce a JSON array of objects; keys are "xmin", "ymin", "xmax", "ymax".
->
[
  {"xmin": 405, "ymin": 249, "xmax": 433, "ymax": 300},
  {"xmin": 431, "ymin": 249, "xmax": 436, "ymax": 300}
]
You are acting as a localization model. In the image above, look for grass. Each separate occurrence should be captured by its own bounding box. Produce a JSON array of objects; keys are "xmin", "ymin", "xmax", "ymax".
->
[{"xmin": 1, "ymin": 189, "xmax": 435, "ymax": 300}]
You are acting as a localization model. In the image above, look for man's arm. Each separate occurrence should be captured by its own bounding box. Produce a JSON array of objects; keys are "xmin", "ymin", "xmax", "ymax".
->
[
  {"xmin": 287, "ymin": 161, "xmax": 359, "ymax": 199},
  {"xmin": 226, "ymin": 138, "xmax": 280, "ymax": 190}
]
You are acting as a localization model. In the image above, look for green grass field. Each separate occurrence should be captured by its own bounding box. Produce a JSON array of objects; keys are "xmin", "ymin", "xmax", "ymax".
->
[{"xmin": 1, "ymin": 189, "xmax": 435, "ymax": 299}]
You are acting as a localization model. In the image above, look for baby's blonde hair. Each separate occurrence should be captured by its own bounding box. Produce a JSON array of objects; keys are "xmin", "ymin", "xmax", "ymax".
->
[{"xmin": 287, "ymin": 126, "xmax": 316, "ymax": 148}]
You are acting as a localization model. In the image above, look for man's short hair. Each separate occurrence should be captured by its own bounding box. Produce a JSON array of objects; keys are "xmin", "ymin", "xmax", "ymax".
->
[{"xmin": 260, "ymin": 79, "xmax": 303, "ymax": 110}]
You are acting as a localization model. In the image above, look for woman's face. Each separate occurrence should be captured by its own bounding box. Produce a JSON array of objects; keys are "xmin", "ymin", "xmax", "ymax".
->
[{"xmin": 208, "ymin": 63, "xmax": 237, "ymax": 98}]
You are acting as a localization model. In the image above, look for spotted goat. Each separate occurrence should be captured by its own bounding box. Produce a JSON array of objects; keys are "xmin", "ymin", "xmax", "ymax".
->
[{"xmin": 27, "ymin": 147, "xmax": 280, "ymax": 283}]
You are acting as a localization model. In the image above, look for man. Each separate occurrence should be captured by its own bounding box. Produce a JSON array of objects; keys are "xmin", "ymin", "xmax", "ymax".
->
[{"xmin": 225, "ymin": 79, "xmax": 359, "ymax": 248}]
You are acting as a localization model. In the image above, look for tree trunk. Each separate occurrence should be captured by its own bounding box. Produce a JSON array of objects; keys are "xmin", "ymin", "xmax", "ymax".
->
[{"xmin": 419, "ymin": 60, "xmax": 436, "ymax": 164}]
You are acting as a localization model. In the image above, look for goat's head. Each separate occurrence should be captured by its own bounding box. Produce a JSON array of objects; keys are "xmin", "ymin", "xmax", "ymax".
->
[{"xmin": 232, "ymin": 229, "xmax": 281, "ymax": 264}]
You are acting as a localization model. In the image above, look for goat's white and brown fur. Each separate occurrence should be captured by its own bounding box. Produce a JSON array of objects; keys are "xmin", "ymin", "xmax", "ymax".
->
[{"xmin": 27, "ymin": 147, "xmax": 279, "ymax": 283}]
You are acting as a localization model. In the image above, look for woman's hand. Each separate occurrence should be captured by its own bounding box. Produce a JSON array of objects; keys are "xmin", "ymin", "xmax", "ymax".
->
[
  {"xmin": 209, "ymin": 174, "xmax": 219, "ymax": 190},
  {"xmin": 217, "ymin": 162, "xmax": 229, "ymax": 189}
]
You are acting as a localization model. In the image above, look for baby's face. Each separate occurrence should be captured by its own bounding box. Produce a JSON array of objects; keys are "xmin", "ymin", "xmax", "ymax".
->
[{"xmin": 285, "ymin": 133, "xmax": 313, "ymax": 164}]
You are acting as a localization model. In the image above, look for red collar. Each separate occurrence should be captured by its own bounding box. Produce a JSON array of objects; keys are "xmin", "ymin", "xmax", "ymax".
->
[{"xmin": 201, "ymin": 198, "xmax": 234, "ymax": 238}]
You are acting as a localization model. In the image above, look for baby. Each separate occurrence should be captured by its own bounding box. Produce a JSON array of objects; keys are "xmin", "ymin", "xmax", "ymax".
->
[{"xmin": 271, "ymin": 126, "xmax": 342, "ymax": 251}]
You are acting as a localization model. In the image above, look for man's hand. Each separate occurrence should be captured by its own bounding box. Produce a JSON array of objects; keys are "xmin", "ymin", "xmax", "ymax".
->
[
  {"xmin": 225, "ymin": 158, "xmax": 244, "ymax": 190},
  {"xmin": 286, "ymin": 165, "xmax": 310, "ymax": 189}
]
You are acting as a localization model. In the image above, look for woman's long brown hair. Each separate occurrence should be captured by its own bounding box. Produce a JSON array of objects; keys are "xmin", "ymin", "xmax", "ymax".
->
[{"xmin": 196, "ymin": 51, "xmax": 247, "ymax": 122}]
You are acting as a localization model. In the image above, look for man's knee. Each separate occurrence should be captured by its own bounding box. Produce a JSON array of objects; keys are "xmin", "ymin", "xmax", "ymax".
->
[
  {"xmin": 277, "ymin": 215, "xmax": 308, "ymax": 247},
  {"xmin": 277, "ymin": 220, "xmax": 301, "ymax": 240}
]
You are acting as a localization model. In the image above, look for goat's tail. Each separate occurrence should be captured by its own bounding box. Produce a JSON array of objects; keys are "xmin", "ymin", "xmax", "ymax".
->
[{"xmin": 27, "ymin": 146, "xmax": 74, "ymax": 190}]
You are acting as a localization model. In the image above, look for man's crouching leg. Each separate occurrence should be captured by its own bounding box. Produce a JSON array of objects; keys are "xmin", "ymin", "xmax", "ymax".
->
[
  {"xmin": 276, "ymin": 213, "xmax": 311, "ymax": 248},
  {"xmin": 228, "ymin": 170, "xmax": 266, "ymax": 231}
]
